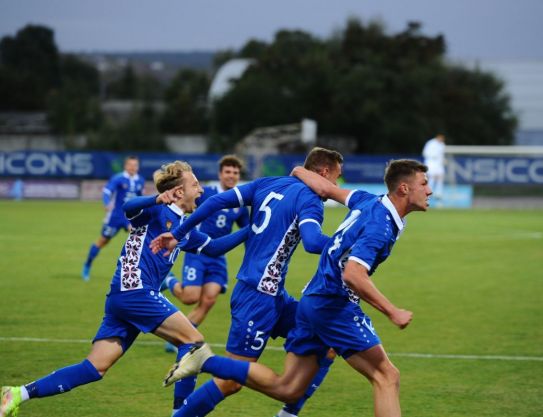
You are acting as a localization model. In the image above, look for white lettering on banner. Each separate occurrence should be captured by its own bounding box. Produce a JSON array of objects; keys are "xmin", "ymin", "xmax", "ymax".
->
[
  {"xmin": 0, "ymin": 153, "xmax": 93, "ymax": 176},
  {"xmin": 448, "ymin": 158, "xmax": 543, "ymax": 184}
]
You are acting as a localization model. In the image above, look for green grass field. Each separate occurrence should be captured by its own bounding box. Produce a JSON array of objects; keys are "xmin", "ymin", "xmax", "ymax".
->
[{"xmin": 1, "ymin": 200, "xmax": 542, "ymax": 417}]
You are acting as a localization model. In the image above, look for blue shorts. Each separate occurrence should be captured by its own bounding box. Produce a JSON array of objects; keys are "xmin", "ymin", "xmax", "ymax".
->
[
  {"xmin": 285, "ymin": 294, "xmax": 381, "ymax": 360},
  {"xmin": 93, "ymin": 289, "xmax": 178, "ymax": 352},
  {"xmin": 182, "ymin": 253, "xmax": 228, "ymax": 293},
  {"xmin": 226, "ymin": 281, "xmax": 298, "ymax": 358},
  {"xmin": 101, "ymin": 212, "xmax": 130, "ymax": 238}
]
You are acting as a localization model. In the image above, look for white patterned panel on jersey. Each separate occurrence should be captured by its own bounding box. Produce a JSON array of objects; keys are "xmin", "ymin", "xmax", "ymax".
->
[
  {"xmin": 120, "ymin": 225, "xmax": 147, "ymax": 291},
  {"xmin": 339, "ymin": 249, "xmax": 361, "ymax": 304},
  {"xmin": 257, "ymin": 219, "xmax": 301, "ymax": 296}
]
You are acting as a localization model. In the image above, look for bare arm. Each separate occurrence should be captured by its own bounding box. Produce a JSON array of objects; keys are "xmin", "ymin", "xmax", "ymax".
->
[
  {"xmin": 342, "ymin": 260, "xmax": 412, "ymax": 329},
  {"xmin": 291, "ymin": 166, "xmax": 351, "ymax": 205}
]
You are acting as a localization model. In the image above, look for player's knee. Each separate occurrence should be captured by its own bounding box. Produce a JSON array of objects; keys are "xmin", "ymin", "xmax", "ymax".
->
[
  {"xmin": 374, "ymin": 363, "xmax": 400, "ymax": 389},
  {"xmin": 276, "ymin": 383, "xmax": 306, "ymax": 403},
  {"xmin": 200, "ymin": 294, "xmax": 218, "ymax": 310},
  {"xmin": 181, "ymin": 293, "xmax": 199, "ymax": 305},
  {"xmin": 216, "ymin": 378, "xmax": 242, "ymax": 396}
]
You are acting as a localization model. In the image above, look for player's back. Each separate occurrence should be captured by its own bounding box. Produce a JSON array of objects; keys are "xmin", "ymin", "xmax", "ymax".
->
[{"xmin": 236, "ymin": 176, "xmax": 323, "ymax": 296}]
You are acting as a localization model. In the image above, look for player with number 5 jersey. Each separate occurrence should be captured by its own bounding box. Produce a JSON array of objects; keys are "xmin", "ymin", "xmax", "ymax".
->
[{"xmin": 150, "ymin": 147, "xmax": 344, "ymax": 417}]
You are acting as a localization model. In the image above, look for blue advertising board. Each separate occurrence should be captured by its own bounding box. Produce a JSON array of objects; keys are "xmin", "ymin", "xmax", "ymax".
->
[
  {"xmin": 1, "ymin": 151, "xmax": 542, "ymax": 185},
  {"xmin": 0, "ymin": 151, "xmax": 225, "ymax": 181}
]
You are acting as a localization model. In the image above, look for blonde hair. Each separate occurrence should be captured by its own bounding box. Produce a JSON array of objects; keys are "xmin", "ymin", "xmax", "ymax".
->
[{"xmin": 153, "ymin": 160, "xmax": 193, "ymax": 193}]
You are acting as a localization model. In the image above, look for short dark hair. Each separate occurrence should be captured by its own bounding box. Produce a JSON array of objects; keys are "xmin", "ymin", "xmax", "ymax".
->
[
  {"xmin": 125, "ymin": 155, "xmax": 139, "ymax": 162},
  {"xmin": 303, "ymin": 147, "xmax": 343, "ymax": 173},
  {"xmin": 219, "ymin": 155, "xmax": 244, "ymax": 171},
  {"xmin": 384, "ymin": 159, "xmax": 428, "ymax": 191}
]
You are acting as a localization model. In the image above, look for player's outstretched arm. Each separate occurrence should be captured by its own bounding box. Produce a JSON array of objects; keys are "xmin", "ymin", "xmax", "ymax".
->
[
  {"xmin": 199, "ymin": 226, "xmax": 250, "ymax": 256},
  {"xmin": 291, "ymin": 167, "xmax": 350, "ymax": 205},
  {"xmin": 169, "ymin": 189, "xmax": 243, "ymax": 242},
  {"xmin": 343, "ymin": 260, "xmax": 413, "ymax": 329},
  {"xmin": 123, "ymin": 186, "xmax": 182, "ymax": 218}
]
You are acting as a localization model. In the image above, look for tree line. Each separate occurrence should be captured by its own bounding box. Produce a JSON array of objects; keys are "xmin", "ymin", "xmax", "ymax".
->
[{"xmin": 0, "ymin": 21, "xmax": 517, "ymax": 153}]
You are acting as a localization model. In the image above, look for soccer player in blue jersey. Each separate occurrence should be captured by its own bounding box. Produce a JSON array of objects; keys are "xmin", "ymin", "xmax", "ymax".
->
[
  {"xmin": 151, "ymin": 147, "xmax": 343, "ymax": 417},
  {"xmin": 165, "ymin": 155, "xmax": 249, "ymax": 328},
  {"xmin": 164, "ymin": 159, "xmax": 432, "ymax": 417},
  {"xmin": 82, "ymin": 155, "xmax": 146, "ymax": 281},
  {"xmin": 0, "ymin": 161, "xmax": 249, "ymax": 417}
]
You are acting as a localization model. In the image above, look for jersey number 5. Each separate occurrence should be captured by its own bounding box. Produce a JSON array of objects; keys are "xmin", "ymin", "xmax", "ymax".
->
[{"xmin": 251, "ymin": 192, "xmax": 284, "ymax": 234}]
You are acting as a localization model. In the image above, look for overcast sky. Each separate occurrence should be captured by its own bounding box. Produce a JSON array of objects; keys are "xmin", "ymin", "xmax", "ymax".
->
[{"xmin": 1, "ymin": 0, "xmax": 542, "ymax": 60}]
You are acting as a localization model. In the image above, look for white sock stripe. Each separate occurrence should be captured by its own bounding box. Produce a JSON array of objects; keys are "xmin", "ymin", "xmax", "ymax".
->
[{"xmin": 1, "ymin": 336, "xmax": 542, "ymax": 362}]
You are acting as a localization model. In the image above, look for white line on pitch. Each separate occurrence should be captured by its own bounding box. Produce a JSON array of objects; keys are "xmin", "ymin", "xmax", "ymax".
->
[{"xmin": 1, "ymin": 336, "xmax": 542, "ymax": 362}]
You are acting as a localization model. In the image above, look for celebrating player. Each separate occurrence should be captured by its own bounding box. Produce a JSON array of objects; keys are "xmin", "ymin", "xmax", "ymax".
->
[
  {"xmin": 165, "ymin": 159, "xmax": 432, "ymax": 417},
  {"xmin": 151, "ymin": 147, "xmax": 343, "ymax": 417},
  {"xmin": 82, "ymin": 155, "xmax": 145, "ymax": 281},
  {"xmin": 164, "ymin": 155, "xmax": 249, "ymax": 332},
  {"xmin": 0, "ymin": 161, "xmax": 249, "ymax": 417}
]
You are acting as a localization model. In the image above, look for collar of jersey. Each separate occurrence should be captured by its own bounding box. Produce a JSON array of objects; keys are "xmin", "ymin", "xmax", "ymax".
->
[
  {"xmin": 167, "ymin": 203, "xmax": 184, "ymax": 217},
  {"xmin": 122, "ymin": 171, "xmax": 139, "ymax": 180},
  {"xmin": 380, "ymin": 194, "xmax": 405, "ymax": 232}
]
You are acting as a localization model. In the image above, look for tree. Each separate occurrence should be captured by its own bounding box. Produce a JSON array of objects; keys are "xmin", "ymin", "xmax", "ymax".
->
[
  {"xmin": 210, "ymin": 18, "xmax": 517, "ymax": 152},
  {"xmin": 161, "ymin": 69, "xmax": 210, "ymax": 133},
  {"xmin": 0, "ymin": 25, "xmax": 60, "ymax": 110}
]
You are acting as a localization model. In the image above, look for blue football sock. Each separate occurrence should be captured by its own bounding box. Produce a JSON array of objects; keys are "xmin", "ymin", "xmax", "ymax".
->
[
  {"xmin": 167, "ymin": 276, "xmax": 180, "ymax": 295},
  {"xmin": 283, "ymin": 356, "xmax": 334, "ymax": 415},
  {"xmin": 172, "ymin": 343, "xmax": 198, "ymax": 409},
  {"xmin": 173, "ymin": 380, "xmax": 224, "ymax": 417},
  {"xmin": 201, "ymin": 356, "xmax": 249, "ymax": 385},
  {"xmin": 85, "ymin": 244, "xmax": 100, "ymax": 267},
  {"xmin": 24, "ymin": 359, "xmax": 102, "ymax": 398}
]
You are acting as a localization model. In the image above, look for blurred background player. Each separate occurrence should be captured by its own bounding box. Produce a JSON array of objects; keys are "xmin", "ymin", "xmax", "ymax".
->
[
  {"xmin": 422, "ymin": 133, "xmax": 446, "ymax": 204},
  {"xmin": 163, "ymin": 155, "xmax": 249, "ymax": 352},
  {"xmin": 0, "ymin": 161, "xmax": 249, "ymax": 417},
  {"xmin": 82, "ymin": 156, "xmax": 145, "ymax": 281},
  {"xmin": 152, "ymin": 147, "xmax": 343, "ymax": 417}
]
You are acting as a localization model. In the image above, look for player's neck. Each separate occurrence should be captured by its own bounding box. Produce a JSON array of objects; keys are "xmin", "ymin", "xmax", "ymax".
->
[{"xmin": 386, "ymin": 193, "xmax": 409, "ymax": 218}]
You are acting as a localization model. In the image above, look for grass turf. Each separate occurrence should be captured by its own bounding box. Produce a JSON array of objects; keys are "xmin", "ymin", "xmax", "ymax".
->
[{"xmin": 0, "ymin": 200, "xmax": 542, "ymax": 416}]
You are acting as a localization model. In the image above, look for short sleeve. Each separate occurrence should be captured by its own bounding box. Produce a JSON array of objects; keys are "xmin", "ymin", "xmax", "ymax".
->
[
  {"xmin": 233, "ymin": 180, "xmax": 260, "ymax": 207},
  {"xmin": 347, "ymin": 221, "xmax": 388, "ymax": 274},
  {"xmin": 345, "ymin": 190, "xmax": 374, "ymax": 209},
  {"xmin": 297, "ymin": 187, "xmax": 324, "ymax": 226}
]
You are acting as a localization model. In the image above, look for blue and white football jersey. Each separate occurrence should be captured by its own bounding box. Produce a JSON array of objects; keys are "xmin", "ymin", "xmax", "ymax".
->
[
  {"xmin": 108, "ymin": 203, "xmax": 211, "ymax": 295},
  {"xmin": 234, "ymin": 176, "xmax": 324, "ymax": 296},
  {"xmin": 196, "ymin": 184, "xmax": 250, "ymax": 238},
  {"xmin": 103, "ymin": 171, "xmax": 145, "ymax": 220},
  {"xmin": 303, "ymin": 190, "xmax": 405, "ymax": 304}
]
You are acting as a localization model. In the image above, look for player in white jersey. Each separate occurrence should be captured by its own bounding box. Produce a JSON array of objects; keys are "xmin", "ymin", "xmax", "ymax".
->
[
  {"xmin": 422, "ymin": 133, "xmax": 446, "ymax": 203},
  {"xmin": 1, "ymin": 161, "xmax": 249, "ymax": 417},
  {"xmin": 165, "ymin": 159, "xmax": 432, "ymax": 417},
  {"xmin": 151, "ymin": 148, "xmax": 344, "ymax": 417}
]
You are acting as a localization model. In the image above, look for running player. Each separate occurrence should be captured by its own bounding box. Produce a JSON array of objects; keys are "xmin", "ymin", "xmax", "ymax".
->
[
  {"xmin": 165, "ymin": 155, "xmax": 249, "ymax": 327},
  {"xmin": 151, "ymin": 147, "xmax": 343, "ymax": 417},
  {"xmin": 0, "ymin": 161, "xmax": 248, "ymax": 417},
  {"xmin": 82, "ymin": 156, "xmax": 145, "ymax": 281},
  {"xmin": 164, "ymin": 159, "xmax": 431, "ymax": 417}
]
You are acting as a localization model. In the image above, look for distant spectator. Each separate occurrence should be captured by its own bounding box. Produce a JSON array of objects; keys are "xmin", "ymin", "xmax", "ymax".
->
[
  {"xmin": 10, "ymin": 179, "xmax": 24, "ymax": 201},
  {"xmin": 422, "ymin": 134, "xmax": 446, "ymax": 203}
]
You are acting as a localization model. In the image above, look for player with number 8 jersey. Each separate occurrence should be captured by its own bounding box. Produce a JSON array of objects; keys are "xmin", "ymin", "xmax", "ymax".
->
[{"xmin": 150, "ymin": 147, "xmax": 344, "ymax": 417}]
